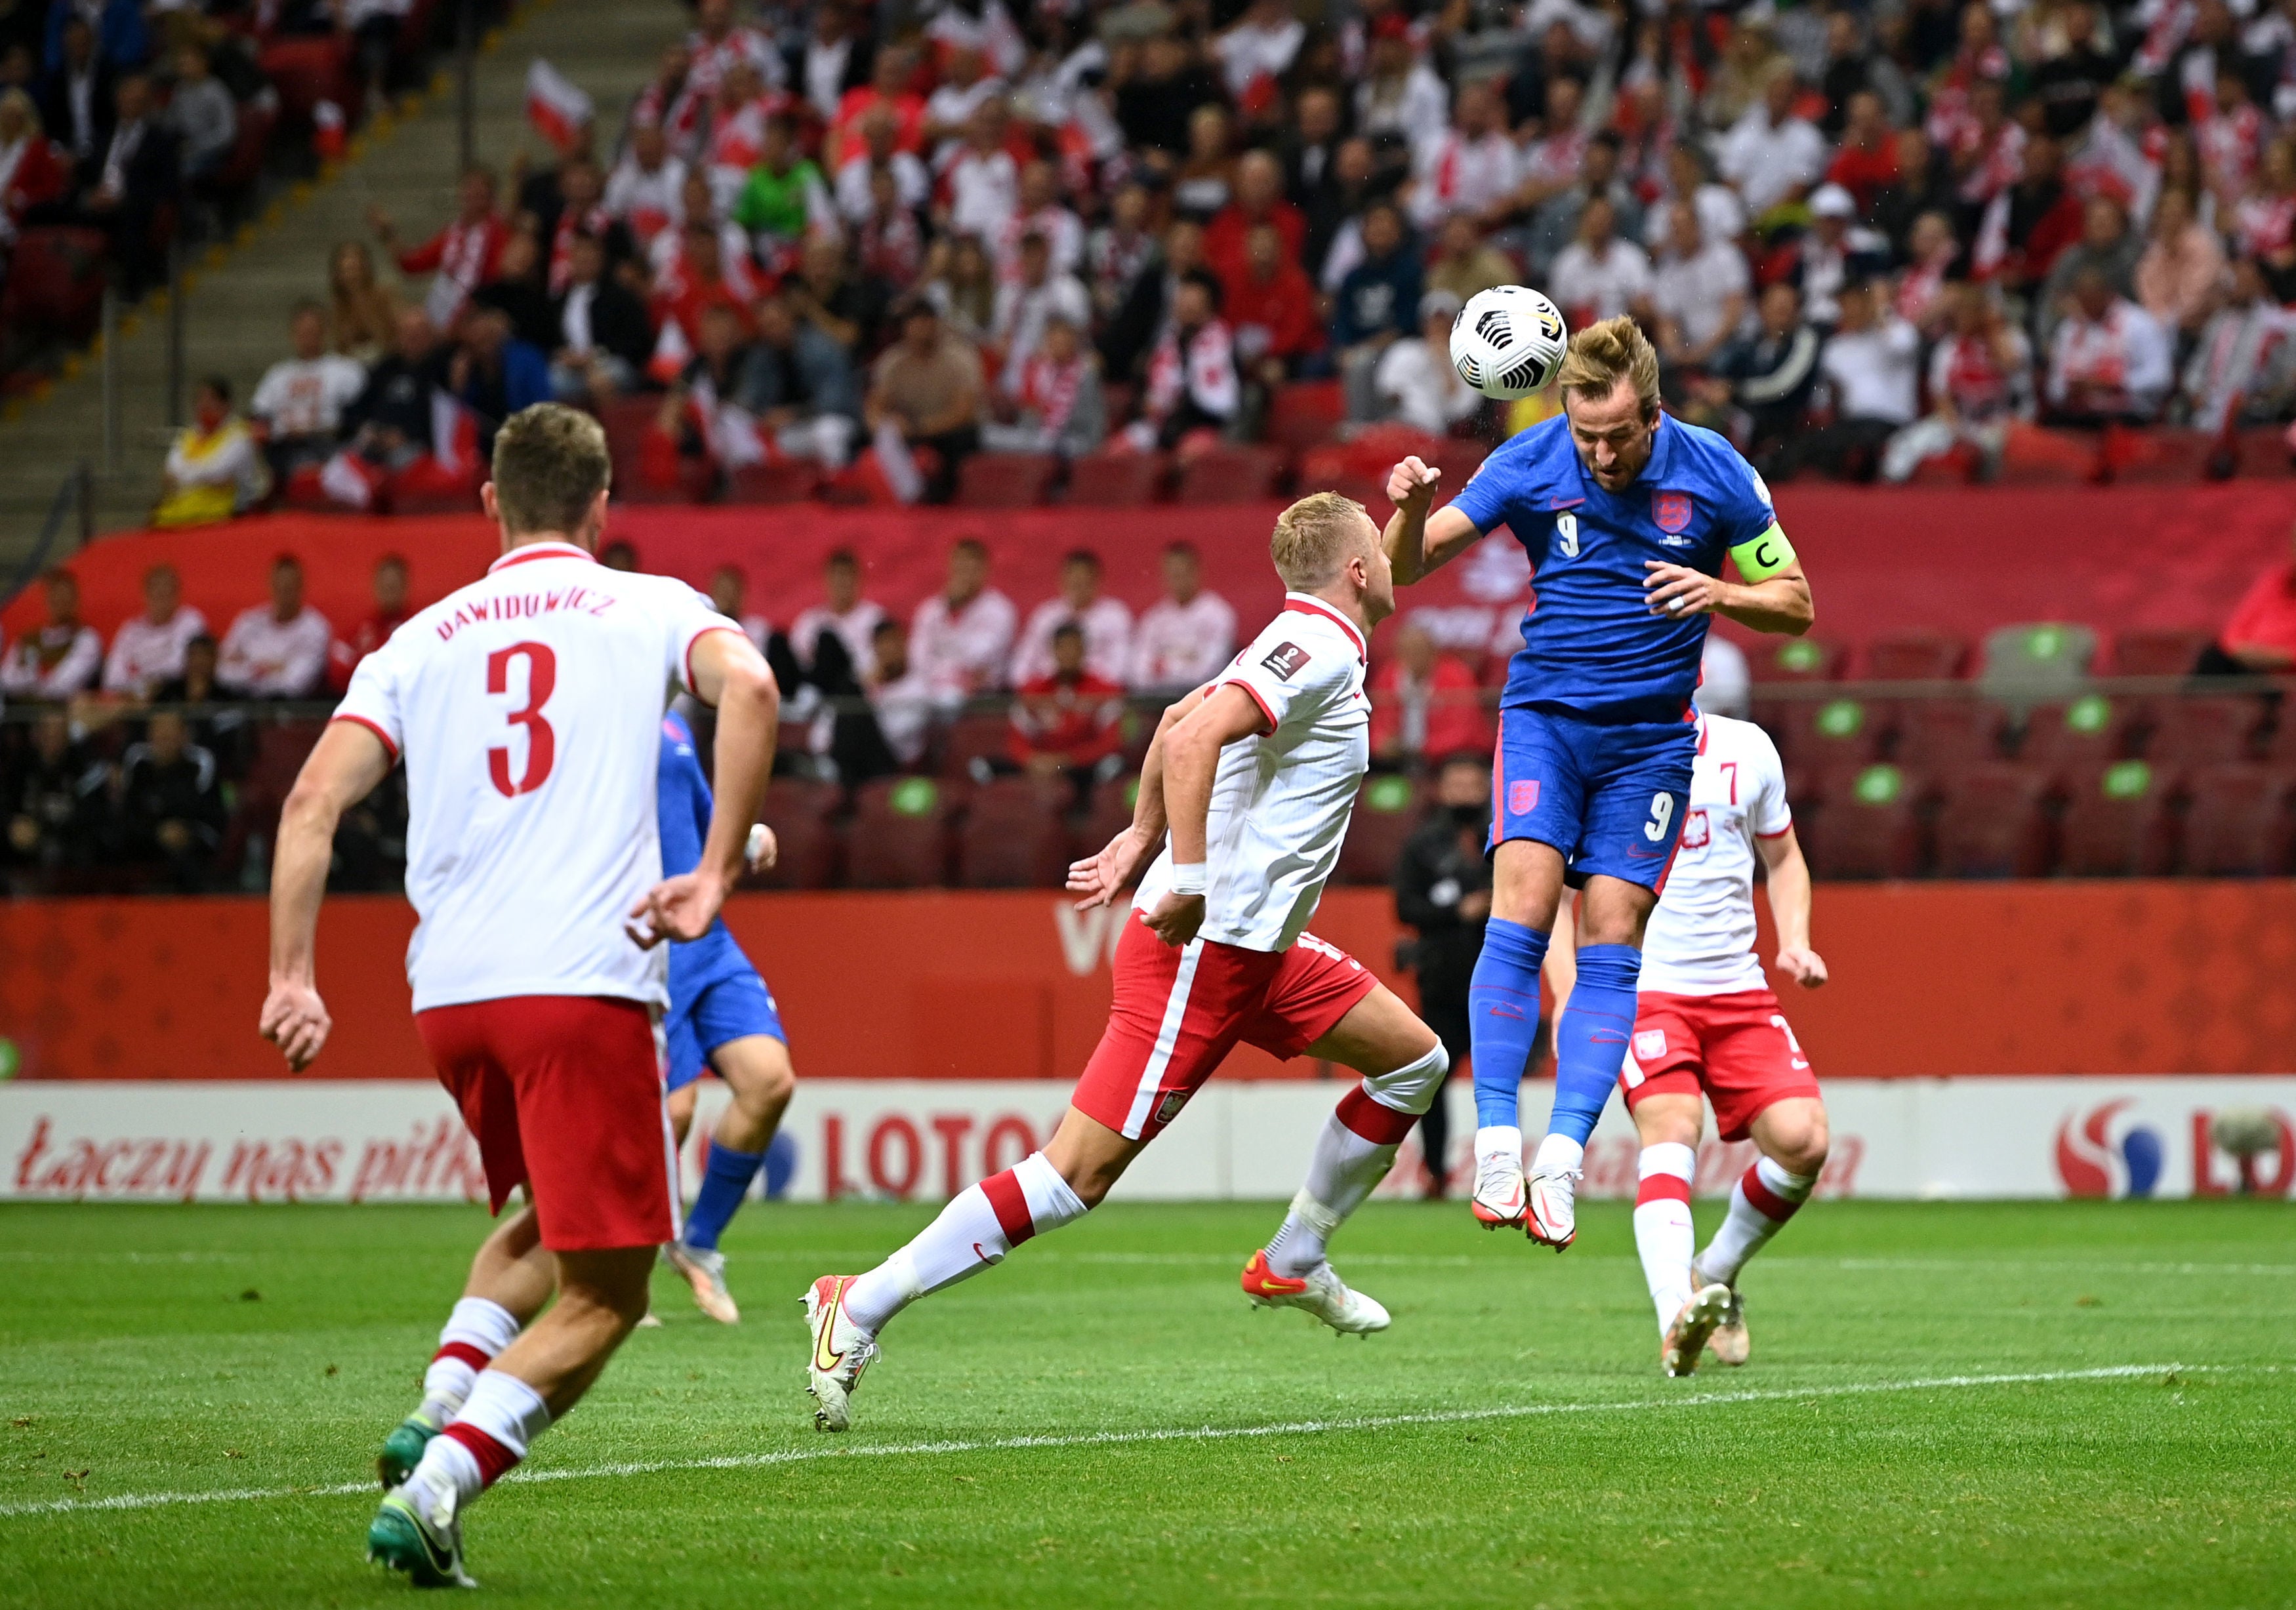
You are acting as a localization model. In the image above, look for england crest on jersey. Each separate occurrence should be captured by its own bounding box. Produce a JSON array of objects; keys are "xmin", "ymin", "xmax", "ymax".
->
[{"xmin": 1652, "ymin": 490, "xmax": 1692, "ymax": 535}]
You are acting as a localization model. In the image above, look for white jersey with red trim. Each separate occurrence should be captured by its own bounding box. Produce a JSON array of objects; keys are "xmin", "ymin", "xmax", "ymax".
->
[
  {"xmin": 1133, "ymin": 593, "xmax": 1370, "ymax": 953},
  {"xmin": 333, "ymin": 540, "xmax": 741, "ymax": 1013},
  {"xmin": 1639, "ymin": 713, "xmax": 1792, "ymax": 996}
]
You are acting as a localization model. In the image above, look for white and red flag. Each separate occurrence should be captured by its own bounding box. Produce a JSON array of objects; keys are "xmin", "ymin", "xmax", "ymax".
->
[{"xmin": 525, "ymin": 59, "xmax": 594, "ymax": 153}]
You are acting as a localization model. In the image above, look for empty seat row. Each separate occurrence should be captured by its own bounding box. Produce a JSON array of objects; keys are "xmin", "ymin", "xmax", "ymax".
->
[
  {"xmin": 1741, "ymin": 624, "xmax": 2234, "ymax": 685},
  {"xmin": 1757, "ymin": 693, "xmax": 2296, "ymax": 779}
]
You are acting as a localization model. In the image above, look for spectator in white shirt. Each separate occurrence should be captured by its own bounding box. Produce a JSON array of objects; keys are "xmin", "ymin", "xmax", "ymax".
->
[
  {"xmin": 602, "ymin": 120, "xmax": 686, "ymax": 249},
  {"xmin": 2177, "ymin": 256, "xmax": 2295, "ymax": 434},
  {"xmin": 251, "ymin": 302, "xmax": 367, "ymax": 479},
  {"xmin": 834, "ymin": 106, "xmax": 930, "ymax": 226},
  {"xmin": 1547, "ymin": 196, "xmax": 1656, "ymax": 326},
  {"xmin": 1216, "ymin": 0, "xmax": 1305, "ymax": 102},
  {"xmin": 707, "ymin": 563, "xmax": 774, "ymax": 655},
  {"xmin": 922, "ymin": 45, "xmax": 1004, "ymax": 153},
  {"xmin": 1011, "ymin": 548, "xmax": 1133, "ymax": 687},
  {"xmin": 1883, "ymin": 280, "xmax": 2036, "ymax": 481},
  {"xmin": 102, "ymin": 563, "xmax": 207, "ymax": 698},
  {"xmin": 911, "ymin": 534, "xmax": 1019, "ymax": 705},
  {"xmin": 1355, "ymin": 14, "xmax": 1450, "ymax": 161},
  {"xmin": 1796, "ymin": 184, "xmax": 1891, "ymax": 328},
  {"xmin": 1784, "ymin": 279, "xmax": 1921, "ymax": 479},
  {"xmin": 990, "ymin": 231, "xmax": 1092, "ymax": 395},
  {"xmin": 0, "ymin": 569, "xmax": 102, "ymax": 700},
  {"xmin": 2045, "ymin": 264, "xmax": 2175, "ymax": 424},
  {"xmin": 1408, "ymin": 82, "xmax": 1520, "ymax": 230},
  {"xmin": 1719, "ymin": 65, "xmax": 1830, "ymax": 218},
  {"xmin": 941, "ymin": 98, "xmax": 1021, "ymax": 247},
  {"xmin": 1652, "ymin": 200, "xmax": 1752, "ymax": 376},
  {"xmin": 1128, "ymin": 540, "xmax": 1238, "ymax": 692},
  {"xmin": 863, "ymin": 618, "xmax": 935, "ymax": 768},
  {"xmin": 788, "ymin": 548, "xmax": 889, "ymax": 684},
  {"xmin": 1375, "ymin": 289, "xmax": 1482, "ymax": 436},
  {"xmin": 217, "ymin": 555, "xmax": 331, "ymax": 698}
]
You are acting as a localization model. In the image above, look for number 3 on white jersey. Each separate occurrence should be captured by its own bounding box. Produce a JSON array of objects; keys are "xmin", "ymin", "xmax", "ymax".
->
[
  {"xmin": 1556, "ymin": 512, "xmax": 1580, "ymax": 557},
  {"xmin": 1643, "ymin": 792, "xmax": 1673, "ymax": 841}
]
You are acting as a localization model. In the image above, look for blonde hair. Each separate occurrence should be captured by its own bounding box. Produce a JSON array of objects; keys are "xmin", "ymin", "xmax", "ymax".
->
[
  {"xmin": 490, "ymin": 403, "xmax": 612, "ymax": 538},
  {"xmin": 1269, "ymin": 491, "xmax": 1369, "ymax": 590},
  {"xmin": 1556, "ymin": 315, "xmax": 1662, "ymax": 416}
]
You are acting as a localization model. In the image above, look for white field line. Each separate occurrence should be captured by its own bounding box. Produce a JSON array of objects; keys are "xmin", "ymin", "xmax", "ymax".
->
[
  {"xmin": 680, "ymin": 1251, "xmax": 2296, "ymax": 1274},
  {"xmin": 0, "ymin": 1362, "xmax": 2232, "ymax": 1521}
]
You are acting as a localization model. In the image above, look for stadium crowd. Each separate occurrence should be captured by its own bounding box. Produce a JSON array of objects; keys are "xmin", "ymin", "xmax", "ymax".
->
[
  {"xmin": 0, "ymin": 0, "xmax": 501, "ymax": 384},
  {"xmin": 109, "ymin": 0, "xmax": 2296, "ymax": 517}
]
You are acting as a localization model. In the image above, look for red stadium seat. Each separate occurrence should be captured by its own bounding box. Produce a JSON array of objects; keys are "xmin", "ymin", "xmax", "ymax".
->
[
  {"xmin": 1335, "ymin": 773, "xmax": 1424, "ymax": 885},
  {"xmin": 2015, "ymin": 694, "xmax": 2137, "ymax": 780},
  {"xmin": 847, "ymin": 776, "xmax": 955, "ymax": 888},
  {"xmin": 2110, "ymin": 627, "xmax": 2216, "ymax": 677},
  {"xmin": 1064, "ymin": 451, "xmax": 1168, "ymax": 506},
  {"xmin": 1893, "ymin": 699, "xmax": 2004, "ymax": 771},
  {"xmin": 955, "ymin": 452, "xmax": 1057, "ymax": 508},
  {"xmin": 257, "ymin": 35, "xmax": 357, "ymax": 132},
  {"xmin": 2236, "ymin": 427, "xmax": 2296, "ymax": 478},
  {"xmin": 955, "ymin": 776, "xmax": 1073, "ymax": 887},
  {"xmin": 0, "ymin": 228, "xmax": 109, "ymax": 344},
  {"xmin": 199, "ymin": 99, "xmax": 274, "ymax": 213},
  {"xmin": 1767, "ymin": 694, "xmax": 1889, "ymax": 775},
  {"xmin": 745, "ymin": 779, "xmax": 841, "ymax": 891},
  {"xmin": 2179, "ymin": 764, "xmax": 2296, "ymax": 875},
  {"xmin": 2141, "ymin": 695, "xmax": 2264, "ymax": 768},
  {"xmin": 1175, "ymin": 445, "xmax": 1284, "ymax": 504},
  {"xmin": 1863, "ymin": 631, "xmax": 1969, "ymax": 681},
  {"xmin": 723, "ymin": 462, "xmax": 821, "ymax": 504},
  {"xmin": 2106, "ymin": 427, "xmax": 2214, "ymax": 483},
  {"xmin": 1744, "ymin": 635, "xmax": 1845, "ymax": 683},
  {"xmin": 385, "ymin": 464, "xmax": 480, "ymax": 514},
  {"xmin": 1932, "ymin": 764, "xmax": 2053, "ymax": 877},
  {"xmin": 1798, "ymin": 763, "xmax": 1926, "ymax": 880},
  {"xmin": 1266, "ymin": 381, "xmax": 1345, "ymax": 453},
  {"xmin": 2056, "ymin": 760, "xmax": 2179, "ymax": 876},
  {"xmin": 935, "ymin": 710, "xmax": 1011, "ymax": 780}
]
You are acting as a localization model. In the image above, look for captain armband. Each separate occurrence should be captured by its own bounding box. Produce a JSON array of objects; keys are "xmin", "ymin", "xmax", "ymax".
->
[{"xmin": 1728, "ymin": 523, "xmax": 1797, "ymax": 582}]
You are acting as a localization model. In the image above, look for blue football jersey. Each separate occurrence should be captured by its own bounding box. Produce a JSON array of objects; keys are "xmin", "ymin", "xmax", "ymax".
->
[
  {"xmin": 659, "ymin": 708, "xmax": 748, "ymax": 994},
  {"xmin": 1447, "ymin": 414, "xmax": 1782, "ymax": 722}
]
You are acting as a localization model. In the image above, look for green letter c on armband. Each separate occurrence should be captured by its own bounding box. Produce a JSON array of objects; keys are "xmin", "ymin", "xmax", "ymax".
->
[{"xmin": 1729, "ymin": 524, "xmax": 1796, "ymax": 583}]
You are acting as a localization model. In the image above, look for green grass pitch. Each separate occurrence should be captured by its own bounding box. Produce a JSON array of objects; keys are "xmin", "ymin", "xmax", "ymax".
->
[{"xmin": 2, "ymin": 1197, "xmax": 2291, "ymax": 1607}]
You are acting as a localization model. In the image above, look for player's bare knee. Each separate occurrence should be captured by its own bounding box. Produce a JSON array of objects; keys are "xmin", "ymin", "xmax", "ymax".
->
[
  {"xmin": 1761, "ymin": 1108, "xmax": 1829, "ymax": 1177},
  {"xmin": 1633, "ymin": 1101, "xmax": 1702, "ymax": 1151}
]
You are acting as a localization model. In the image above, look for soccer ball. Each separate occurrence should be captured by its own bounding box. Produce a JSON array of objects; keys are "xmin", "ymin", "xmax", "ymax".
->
[{"xmin": 1450, "ymin": 285, "xmax": 1568, "ymax": 400}]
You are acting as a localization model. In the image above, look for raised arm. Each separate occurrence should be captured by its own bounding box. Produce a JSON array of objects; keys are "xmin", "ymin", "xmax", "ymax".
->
[
  {"xmin": 260, "ymin": 720, "xmax": 395, "ymax": 1069},
  {"xmin": 1755, "ymin": 823, "xmax": 1827, "ymax": 988},
  {"xmin": 1382, "ymin": 455, "xmax": 1485, "ymax": 586},
  {"xmin": 629, "ymin": 629, "xmax": 781, "ymax": 946},
  {"xmin": 1138, "ymin": 683, "xmax": 1272, "ymax": 946}
]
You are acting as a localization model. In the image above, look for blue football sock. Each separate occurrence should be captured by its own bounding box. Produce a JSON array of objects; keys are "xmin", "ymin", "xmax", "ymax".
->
[
  {"xmin": 1548, "ymin": 944, "xmax": 1641, "ymax": 1147},
  {"xmin": 683, "ymin": 1140, "xmax": 766, "ymax": 1251},
  {"xmin": 1467, "ymin": 919, "xmax": 1551, "ymax": 1129}
]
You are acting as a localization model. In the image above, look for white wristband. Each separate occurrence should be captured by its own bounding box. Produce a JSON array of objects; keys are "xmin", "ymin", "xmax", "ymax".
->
[{"xmin": 1168, "ymin": 861, "xmax": 1209, "ymax": 896}]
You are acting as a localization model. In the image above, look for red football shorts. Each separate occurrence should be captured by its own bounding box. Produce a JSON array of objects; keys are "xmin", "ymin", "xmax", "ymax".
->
[
  {"xmin": 416, "ymin": 994, "xmax": 674, "ymax": 1252},
  {"xmin": 1072, "ymin": 919, "xmax": 1380, "ymax": 1142},
  {"xmin": 1620, "ymin": 988, "xmax": 1820, "ymax": 1142}
]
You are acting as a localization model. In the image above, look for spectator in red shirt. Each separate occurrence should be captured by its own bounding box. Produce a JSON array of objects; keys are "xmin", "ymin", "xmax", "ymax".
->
[
  {"xmin": 1201, "ymin": 148, "xmax": 1305, "ymax": 287},
  {"xmin": 1825, "ymin": 91, "xmax": 1902, "ymax": 217},
  {"xmin": 2207, "ymin": 522, "xmax": 2296, "ymax": 672},
  {"xmin": 327, "ymin": 553, "xmax": 413, "ymax": 692},
  {"xmin": 1007, "ymin": 622, "xmax": 1126, "ymax": 782},
  {"xmin": 829, "ymin": 45, "xmax": 924, "ymax": 170},
  {"xmin": 369, "ymin": 165, "xmax": 508, "ymax": 330},
  {"xmin": 1223, "ymin": 220, "xmax": 1324, "ymax": 390},
  {"xmin": 1370, "ymin": 622, "xmax": 1492, "ymax": 768}
]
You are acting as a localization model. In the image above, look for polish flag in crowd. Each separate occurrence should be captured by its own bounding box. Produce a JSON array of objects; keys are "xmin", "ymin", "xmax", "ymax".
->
[{"xmin": 526, "ymin": 60, "xmax": 594, "ymax": 153}]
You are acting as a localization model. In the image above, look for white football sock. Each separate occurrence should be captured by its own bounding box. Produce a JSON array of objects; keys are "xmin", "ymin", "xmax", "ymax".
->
[
  {"xmin": 1531, "ymin": 1131, "xmax": 1586, "ymax": 1177},
  {"xmin": 401, "ymin": 1369, "xmax": 550, "ymax": 1518},
  {"xmin": 844, "ymin": 1152, "xmax": 1086, "ymax": 1333},
  {"xmin": 1267, "ymin": 1083, "xmax": 1419, "ymax": 1277},
  {"xmin": 1473, "ymin": 1125, "xmax": 1523, "ymax": 1168},
  {"xmin": 1698, "ymin": 1155, "xmax": 1817, "ymax": 1285},
  {"xmin": 1631, "ymin": 1142, "xmax": 1698, "ymax": 1335},
  {"xmin": 417, "ymin": 1297, "xmax": 522, "ymax": 1426}
]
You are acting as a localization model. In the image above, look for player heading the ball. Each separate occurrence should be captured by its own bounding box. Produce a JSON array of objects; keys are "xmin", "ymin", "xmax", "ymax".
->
[{"xmin": 1382, "ymin": 315, "xmax": 1815, "ymax": 1250}]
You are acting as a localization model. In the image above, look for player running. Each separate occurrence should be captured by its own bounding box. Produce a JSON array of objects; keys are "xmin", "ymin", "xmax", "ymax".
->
[
  {"xmin": 802, "ymin": 493, "xmax": 1450, "ymax": 1433},
  {"xmin": 1622, "ymin": 710, "xmax": 1830, "ymax": 1376},
  {"xmin": 1382, "ymin": 315, "xmax": 1814, "ymax": 1249},
  {"xmin": 657, "ymin": 706, "xmax": 798, "ymax": 1324},
  {"xmin": 260, "ymin": 403, "xmax": 777, "ymax": 1588}
]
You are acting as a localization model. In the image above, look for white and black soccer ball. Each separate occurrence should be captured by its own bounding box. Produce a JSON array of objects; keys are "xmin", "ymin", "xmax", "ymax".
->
[{"xmin": 1450, "ymin": 285, "xmax": 1568, "ymax": 401}]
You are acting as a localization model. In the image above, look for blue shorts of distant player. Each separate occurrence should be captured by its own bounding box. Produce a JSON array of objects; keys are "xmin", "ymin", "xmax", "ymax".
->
[
  {"xmin": 1488, "ymin": 704, "xmax": 1696, "ymax": 891},
  {"xmin": 664, "ymin": 967, "xmax": 787, "ymax": 1093}
]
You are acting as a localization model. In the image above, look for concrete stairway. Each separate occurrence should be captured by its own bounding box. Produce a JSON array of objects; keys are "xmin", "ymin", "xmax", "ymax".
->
[{"xmin": 0, "ymin": 0, "xmax": 687, "ymax": 578}]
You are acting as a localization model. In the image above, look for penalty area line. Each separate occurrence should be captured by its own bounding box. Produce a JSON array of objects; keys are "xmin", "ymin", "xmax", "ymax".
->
[{"xmin": 0, "ymin": 1361, "xmax": 2222, "ymax": 1521}]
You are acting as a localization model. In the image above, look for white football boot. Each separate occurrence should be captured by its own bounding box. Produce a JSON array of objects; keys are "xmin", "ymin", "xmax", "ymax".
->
[
  {"xmin": 1660, "ymin": 1282, "xmax": 1733, "ymax": 1377},
  {"xmin": 1470, "ymin": 1127, "xmax": 1528, "ymax": 1229},
  {"xmin": 1693, "ymin": 1260, "xmax": 1749, "ymax": 1365},
  {"xmin": 1525, "ymin": 1165, "xmax": 1580, "ymax": 1249},
  {"xmin": 803, "ymin": 1275, "xmax": 879, "ymax": 1432},
  {"xmin": 1240, "ymin": 1251, "xmax": 1391, "ymax": 1335},
  {"xmin": 666, "ymin": 1242, "xmax": 740, "ymax": 1324}
]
